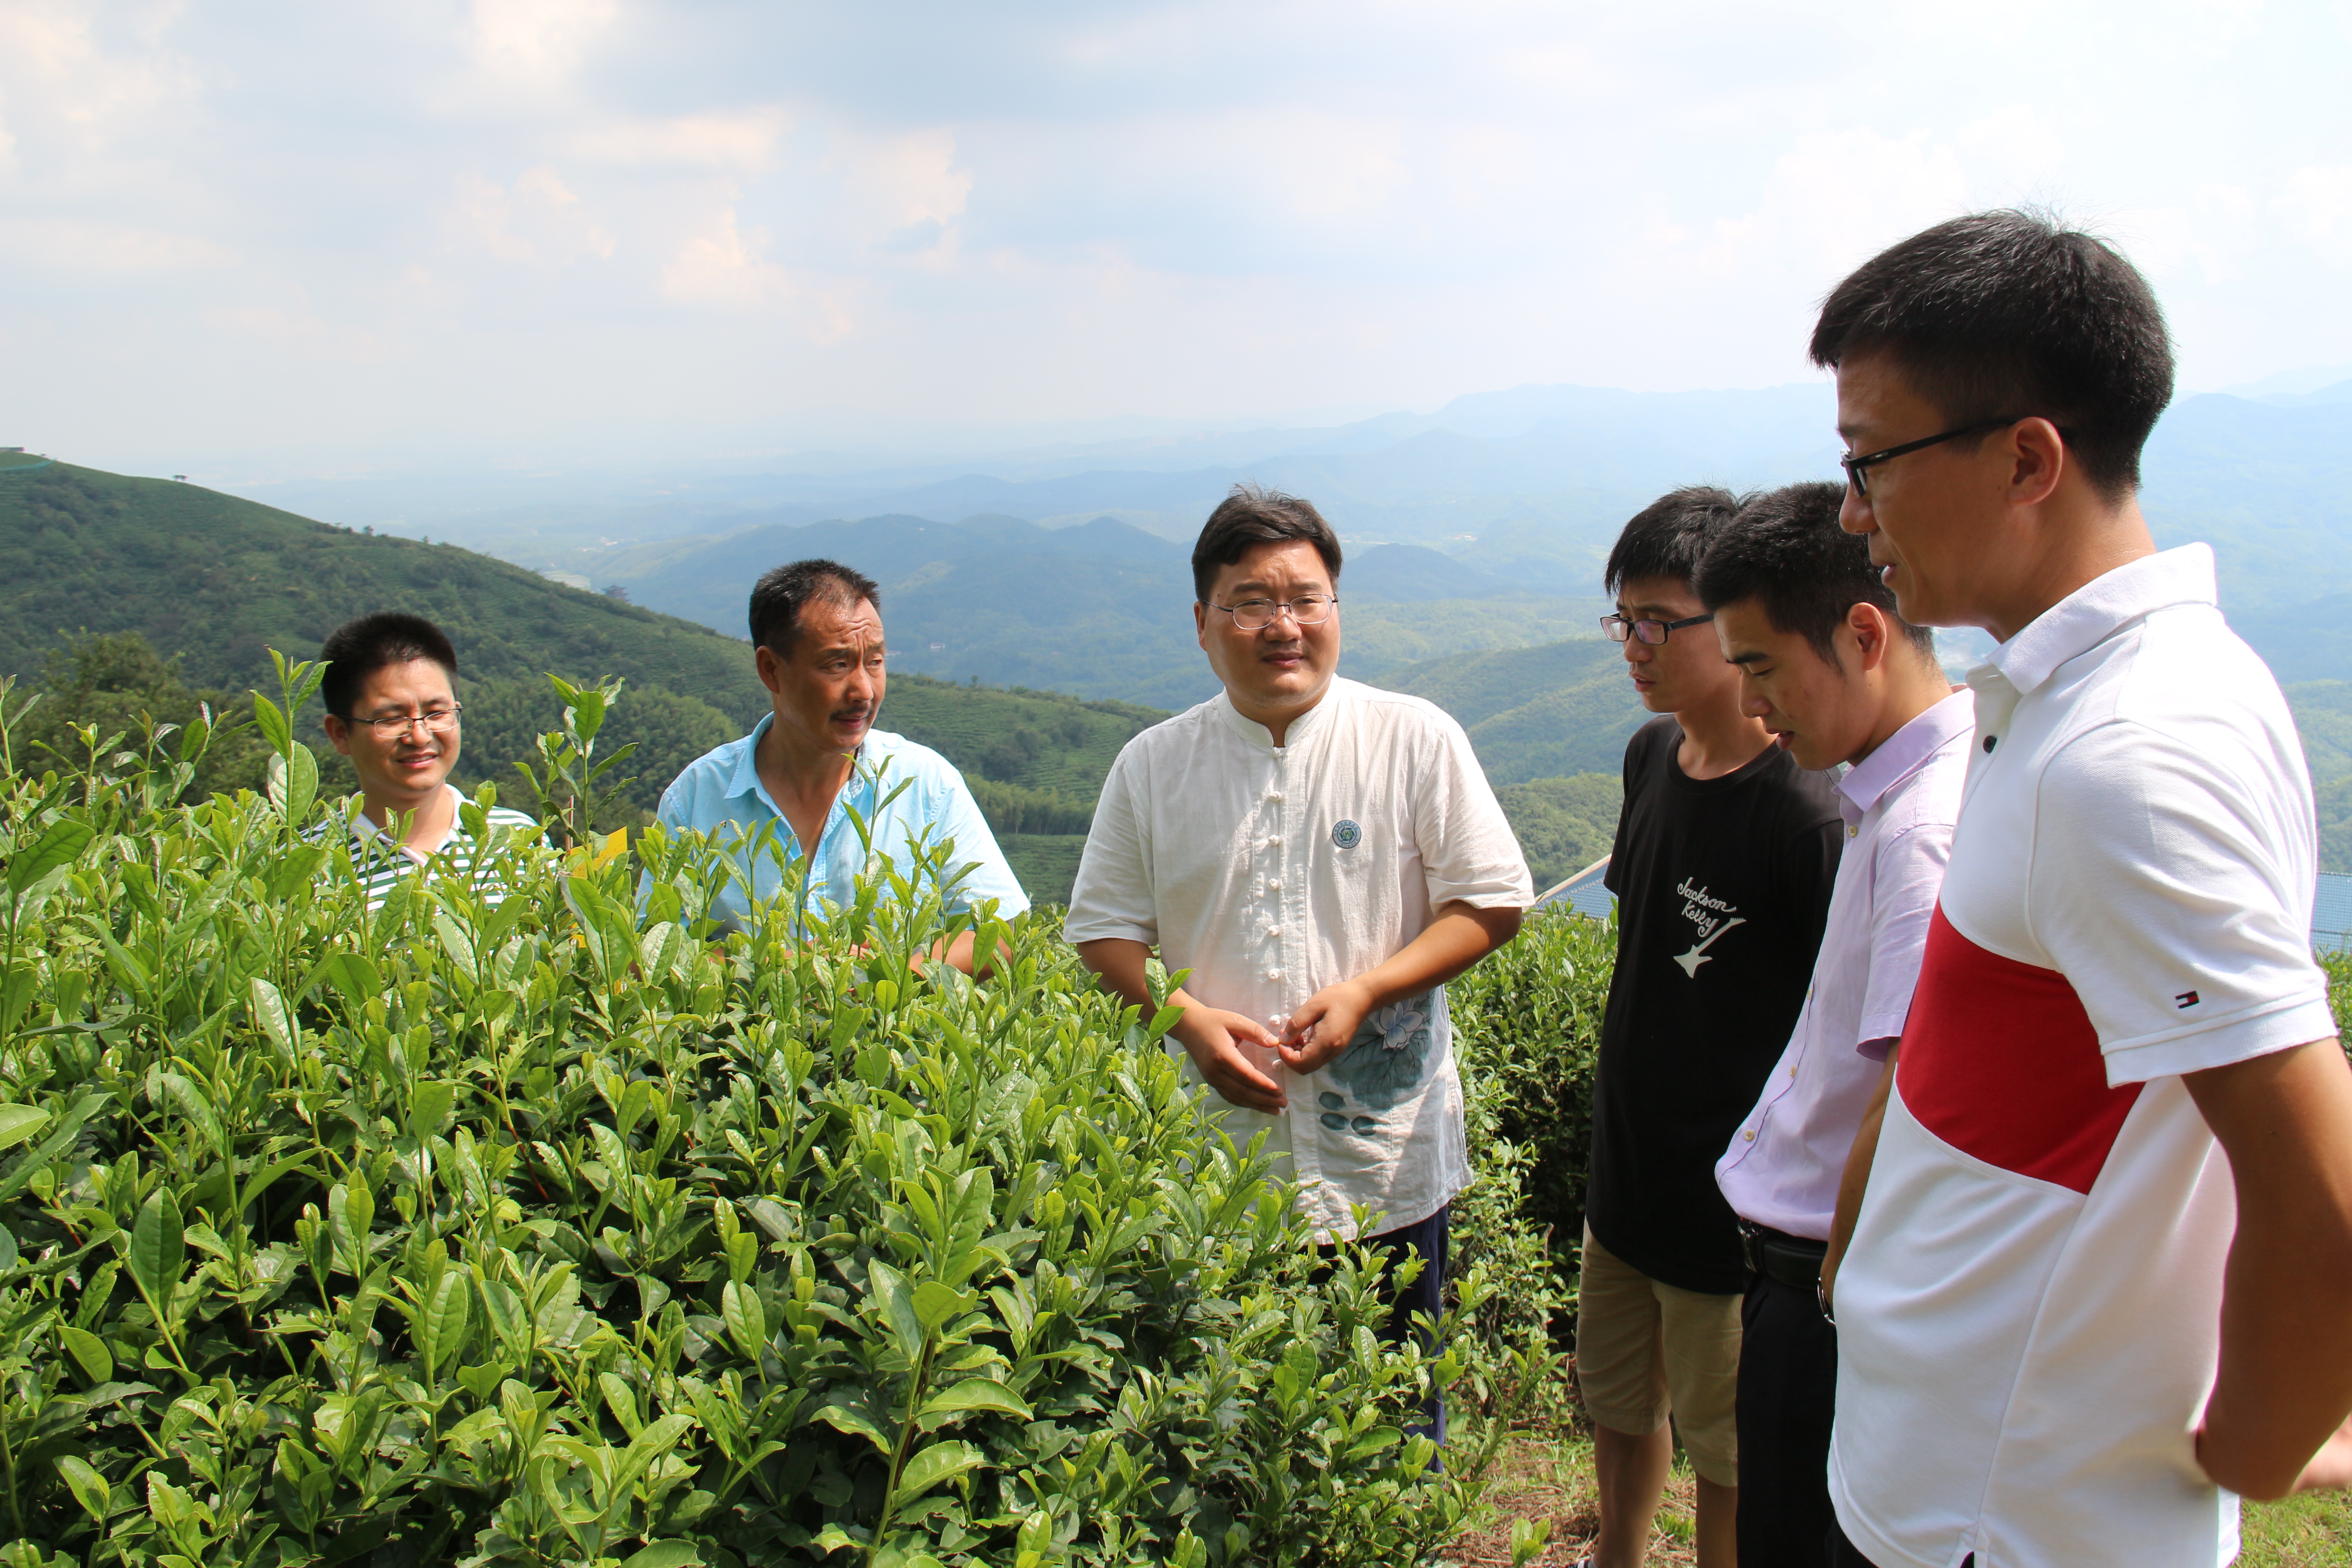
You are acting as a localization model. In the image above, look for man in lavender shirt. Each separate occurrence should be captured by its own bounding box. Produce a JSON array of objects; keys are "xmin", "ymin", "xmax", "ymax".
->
[{"xmin": 1698, "ymin": 483, "xmax": 1970, "ymax": 1568}]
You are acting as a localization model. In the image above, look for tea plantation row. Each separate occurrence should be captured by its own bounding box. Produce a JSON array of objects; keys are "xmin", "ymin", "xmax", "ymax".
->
[{"xmin": 0, "ymin": 676, "xmax": 1603, "ymax": 1568}]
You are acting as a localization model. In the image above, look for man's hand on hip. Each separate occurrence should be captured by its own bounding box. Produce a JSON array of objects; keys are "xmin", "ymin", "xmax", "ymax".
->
[
  {"xmin": 1280, "ymin": 979, "xmax": 1376, "ymax": 1075},
  {"xmin": 1176, "ymin": 1007, "xmax": 1288, "ymax": 1113}
]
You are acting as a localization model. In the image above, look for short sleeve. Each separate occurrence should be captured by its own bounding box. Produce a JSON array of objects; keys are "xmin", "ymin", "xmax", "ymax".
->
[
  {"xmin": 924, "ymin": 769, "xmax": 1031, "ymax": 920},
  {"xmin": 1855, "ymin": 818, "xmax": 1956, "ymax": 1049},
  {"xmin": 1063, "ymin": 743, "xmax": 1161, "ymax": 946},
  {"xmin": 656, "ymin": 775, "xmax": 689, "ymax": 832},
  {"xmin": 1411, "ymin": 713, "xmax": 1534, "ymax": 911},
  {"xmin": 2029, "ymin": 718, "xmax": 2333, "ymax": 1084}
]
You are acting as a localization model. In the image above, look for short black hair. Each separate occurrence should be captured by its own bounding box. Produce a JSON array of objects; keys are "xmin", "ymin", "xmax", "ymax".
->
[
  {"xmin": 748, "ymin": 559, "xmax": 882, "ymax": 654},
  {"xmin": 1603, "ymin": 485, "xmax": 1743, "ymax": 596},
  {"xmin": 1810, "ymin": 209, "xmax": 2174, "ymax": 502},
  {"xmin": 318, "ymin": 612, "xmax": 457, "ymax": 720},
  {"xmin": 1191, "ymin": 484, "xmax": 1343, "ymax": 603},
  {"xmin": 1694, "ymin": 481, "xmax": 1936, "ymax": 662}
]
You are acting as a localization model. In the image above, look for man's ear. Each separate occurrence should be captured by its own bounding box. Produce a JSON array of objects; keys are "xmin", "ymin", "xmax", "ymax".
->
[
  {"xmin": 1848, "ymin": 602, "xmax": 1895, "ymax": 675},
  {"xmin": 322, "ymin": 713, "xmax": 353, "ymax": 758},
  {"xmin": 754, "ymin": 642, "xmax": 785, "ymax": 697},
  {"xmin": 2003, "ymin": 416, "xmax": 2068, "ymax": 509},
  {"xmin": 1193, "ymin": 601, "xmax": 1209, "ymax": 646}
]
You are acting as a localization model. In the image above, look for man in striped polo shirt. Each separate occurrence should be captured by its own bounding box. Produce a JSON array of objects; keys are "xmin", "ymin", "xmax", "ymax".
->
[{"xmin": 318, "ymin": 612, "xmax": 535, "ymax": 907}]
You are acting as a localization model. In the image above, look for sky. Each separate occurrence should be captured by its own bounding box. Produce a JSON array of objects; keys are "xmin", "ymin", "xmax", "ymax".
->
[{"xmin": 4, "ymin": 0, "xmax": 2351, "ymax": 480}]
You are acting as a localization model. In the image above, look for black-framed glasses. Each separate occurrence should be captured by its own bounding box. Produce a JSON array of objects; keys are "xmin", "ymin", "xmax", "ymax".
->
[
  {"xmin": 1602, "ymin": 611, "xmax": 1714, "ymax": 646},
  {"xmin": 1841, "ymin": 416, "xmax": 2054, "ymax": 497},
  {"xmin": 1208, "ymin": 594, "xmax": 1338, "ymax": 632},
  {"xmin": 355, "ymin": 704, "xmax": 462, "ymax": 739}
]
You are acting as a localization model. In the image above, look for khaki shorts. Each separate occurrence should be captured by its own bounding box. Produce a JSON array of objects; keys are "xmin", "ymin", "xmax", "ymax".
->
[{"xmin": 1573, "ymin": 1223, "xmax": 1743, "ymax": 1488}]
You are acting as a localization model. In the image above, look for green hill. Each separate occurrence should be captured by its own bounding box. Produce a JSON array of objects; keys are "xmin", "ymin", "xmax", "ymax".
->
[
  {"xmin": 1371, "ymin": 637, "xmax": 1644, "ymax": 784},
  {"xmin": 1494, "ymin": 772, "xmax": 1622, "ymax": 891},
  {"xmin": 0, "ymin": 460, "xmax": 1171, "ymax": 902}
]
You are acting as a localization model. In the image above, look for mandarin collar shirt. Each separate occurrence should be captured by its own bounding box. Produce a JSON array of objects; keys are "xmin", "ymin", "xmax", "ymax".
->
[
  {"xmin": 1715, "ymin": 687, "xmax": 1976, "ymax": 1239},
  {"xmin": 655, "ymin": 716, "xmax": 1028, "ymax": 930},
  {"xmin": 1065, "ymin": 677, "xmax": 1532, "ymax": 1240}
]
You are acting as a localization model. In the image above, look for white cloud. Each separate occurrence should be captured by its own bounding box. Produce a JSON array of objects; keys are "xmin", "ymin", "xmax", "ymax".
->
[
  {"xmin": 0, "ymin": 215, "xmax": 228, "ymax": 271},
  {"xmin": 466, "ymin": 0, "xmax": 618, "ymax": 85},
  {"xmin": 659, "ymin": 205, "xmax": 796, "ymax": 308},
  {"xmin": 7, "ymin": 0, "xmax": 2352, "ymax": 468},
  {"xmin": 451, "ymin": 165, "xmax": 615, "ymax": 265},
  {"xmin": 569, "ymin": 107, "xmax": 789, "ymax": 172}
]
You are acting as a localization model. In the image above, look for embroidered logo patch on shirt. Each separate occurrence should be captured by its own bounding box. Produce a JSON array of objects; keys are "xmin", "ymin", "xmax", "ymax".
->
[{"xmin": 1331, "ymin": 819, "xmax": 1362, "ymax": 849}]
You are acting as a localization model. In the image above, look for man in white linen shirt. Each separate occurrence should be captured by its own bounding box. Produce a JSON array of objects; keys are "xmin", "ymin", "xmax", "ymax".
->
[
  {"xmin": 1814, "ymin": 211, "xmax": 2352, "ymax": 1568},
  {"xmin": 1066, "ymin": 484, "xmax": 1531, "ymax": 1438},
  {"xmin": 1695, "ymin": 481, "xmax": 1971, "ymax": 1568}
]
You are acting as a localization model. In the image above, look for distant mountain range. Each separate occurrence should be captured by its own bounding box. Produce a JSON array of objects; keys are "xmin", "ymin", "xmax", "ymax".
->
[
  {"xmin": 239, "ymin": 374, "xmax": 2352, "ymax": 697},
  {"xmin": 16, "ymin": 369, "xmax": 2352, "ymax": 891}
]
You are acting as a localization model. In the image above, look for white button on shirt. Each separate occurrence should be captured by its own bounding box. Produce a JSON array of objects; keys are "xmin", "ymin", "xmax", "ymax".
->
[
  {"xmin": 1065, "ymin": 677, "xmax": 1532, "ymax": 1240},
  {"xmin": 1714, "ymin": 688, "xmax": 1975, "ymax": 1240}
]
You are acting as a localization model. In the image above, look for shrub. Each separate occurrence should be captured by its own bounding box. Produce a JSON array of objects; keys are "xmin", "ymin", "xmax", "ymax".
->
[
  {"xmin": 1447, "ymin": 908, "xmax": 1616, "ymax": 1301},
  {"xmin": 0, "ymin": 668, "xmax": 1510, "ymax": 1568}
]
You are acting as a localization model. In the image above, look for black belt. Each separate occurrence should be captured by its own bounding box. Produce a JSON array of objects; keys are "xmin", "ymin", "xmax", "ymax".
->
[{"xmin": 1739, "ymin": 1221, "xmax": 1826, "ymax": 1289}]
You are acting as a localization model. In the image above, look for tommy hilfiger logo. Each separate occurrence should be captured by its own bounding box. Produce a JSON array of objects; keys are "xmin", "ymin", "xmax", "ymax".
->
[{"xmin": 2176, "ymin": 990, "xmax": 2200, "ymax": 1009}]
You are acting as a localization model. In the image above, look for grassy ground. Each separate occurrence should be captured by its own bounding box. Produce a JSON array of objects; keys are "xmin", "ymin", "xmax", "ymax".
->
[{"xmin": 1453, "ymin": 1424, "xmax": 2352, "ymax": 1567}]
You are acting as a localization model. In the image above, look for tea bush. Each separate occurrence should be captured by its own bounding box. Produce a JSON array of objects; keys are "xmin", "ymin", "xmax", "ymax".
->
[
  {"xmin": 1449, "ymin": 909, "xmax": 1614, "ymax": 1268},
  {"xmin": 0, "ymin": 669, "xmax": 1523, "ymax": 1568}
]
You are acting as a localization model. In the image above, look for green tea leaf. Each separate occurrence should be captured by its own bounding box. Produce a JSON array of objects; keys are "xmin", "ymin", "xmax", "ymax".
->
[
  {"xmin": 7, "ymin": 818, "xmax": 93, "ymax": 896},
  {"xmin": 911, "ymin": 1280, "xmax": 976, "ymax": 1335},
  {"xmin": 55, "ymin": 1454, "xmax": 111, "ymax": 1523},
  {"xmin": 917, "ymin": 1377, "xmax": 1033, "ymax": 1426},
  {"xmin": 424, "ymin": 1269, "xmax": 471, "ymax": 1374},
  {"xmin": 250, "ymin": 693, "xmax": 291, "ymax": 755},
  {"xmin": 614, "ymin": 1412, "xmax": 694, "ymax": 1498},
  {"xmin": 0, "ymin": 1090, "xmax": 103, "ymax": 1205},
  {"xmin": 720, "ymin": 1280, "xmax": 766, "ymax": 1362},
  {"xmin": 890, "ymin": 1439, "xmax": 985, "ymax": 1505},
  {"xmin": 248, "ymin": 976, "xmax": 296, "ymax": 1056},
  {"xmin": 283, "ymin": 741, "xmax": 319, "ymax": 824},
  {"xmin": 155, "ymin": 1072, "xmax": 227, "ymax": 1162},
  {"xmin": 0, "ymin": 1103, "xmax": 49, "ymax": 1153},
  {"xmin": 869, "ymin": 1259, "xmax": 925, "ymax": 1363},
  {"xmin": 408, "ymin": 1080, "xmax": 456, "ymax": 1139},
  {"xmin": 812, "ymin": 1398, "xmax": 893, "ymax": 1456},
  {"xmin": 619, "ymin": 1545, "xmax": 702, "ymax": 1568},
  {"xmin": 128, "ymin": 1188, "xmax": 185, "ymax": 1307},
  {"xmin": 60, "ymin": 1324, "xmax": 113, "ymax": 1383}
]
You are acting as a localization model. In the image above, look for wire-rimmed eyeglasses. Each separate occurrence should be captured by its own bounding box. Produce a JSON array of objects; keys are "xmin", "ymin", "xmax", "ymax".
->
[
  {"xmin": 354, "ymin": 704, "xmax": 462, "ymax": 739},
  {"xmin": 1207, "ymin": 594, "xmax": 1338, "ymax": 632},
  {"xmin": 1601, "ymin": 611, "xmax": 1714, "ymax": 646}
]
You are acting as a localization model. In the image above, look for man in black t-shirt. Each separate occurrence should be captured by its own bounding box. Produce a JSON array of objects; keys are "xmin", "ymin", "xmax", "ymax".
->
[{"xmin": 1578, "ymin": 487, "xmax": 1843, "ymax": 1568}]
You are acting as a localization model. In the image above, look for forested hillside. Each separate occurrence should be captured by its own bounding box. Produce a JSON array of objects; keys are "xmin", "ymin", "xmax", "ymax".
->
[
  {"xmin": 1372, "ymin": 637, "xmax": 1643, "ymax": 784},
  {"xmin": 0, "ymin": 459, "xmax": 1184, "ymax": 901}
]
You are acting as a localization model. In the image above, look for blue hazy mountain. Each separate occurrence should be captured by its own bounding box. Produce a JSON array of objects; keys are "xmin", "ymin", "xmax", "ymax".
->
[{"xmin": 231, "ymin": 377, "xmax": 2352, "ymax": 698}]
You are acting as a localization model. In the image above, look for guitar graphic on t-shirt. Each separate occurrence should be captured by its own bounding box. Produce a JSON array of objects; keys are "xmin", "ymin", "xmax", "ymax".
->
[{"xmin": 1672, "ymin": 878, "xmax": 1746, "ymax": 976}]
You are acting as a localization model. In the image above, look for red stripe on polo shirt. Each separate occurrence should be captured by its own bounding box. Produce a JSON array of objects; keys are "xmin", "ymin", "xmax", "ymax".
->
[{"xmin": 1896, "ymin": 905, "xmax": 2141, "ymax": 1195}]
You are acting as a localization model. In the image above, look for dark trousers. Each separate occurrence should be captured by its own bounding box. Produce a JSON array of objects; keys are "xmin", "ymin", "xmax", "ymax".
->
[
  {"xmin": 1827, "ymin": 1519, "xmax": 1970, "ymax": 1568},
  {"xmin": 1825, "ymin": 1520, "xmax": 1876, "ymax": 1567},
  {"xmin": 1738, "ymin": 1267, "xmax": 1839, "ymax": 1568},
  {"xmin": 1365, "ymin": 1204, "xmax": 1449, "ymax": 1445}
]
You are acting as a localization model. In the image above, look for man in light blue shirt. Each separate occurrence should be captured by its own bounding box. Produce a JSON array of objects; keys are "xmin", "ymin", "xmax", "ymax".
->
[{"xmin": 657, "ymin": 559, "xmax": 1027, "ymax": 970}]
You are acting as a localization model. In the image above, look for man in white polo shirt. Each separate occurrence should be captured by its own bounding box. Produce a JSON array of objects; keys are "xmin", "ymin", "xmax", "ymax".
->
[
  {"xmin": 1066, "ymin": 484, "xmax": 1530, "ymax": 1437},
  {"xmin": 1813, "ymin": 211, "xmax": 2352, "ymax": 1568},
  {"xmin": 1696, "ymin": 481, "xmax": 1970, "ymax": 1568}
]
